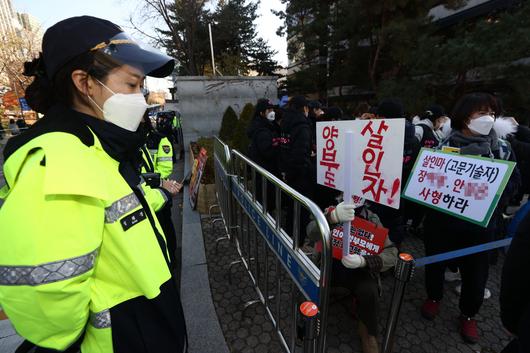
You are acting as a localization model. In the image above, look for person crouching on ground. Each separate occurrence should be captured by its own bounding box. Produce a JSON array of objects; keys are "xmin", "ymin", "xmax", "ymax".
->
[{"xmin": 306, "ymin": 197, "xmax": 398, "ymax": 353}]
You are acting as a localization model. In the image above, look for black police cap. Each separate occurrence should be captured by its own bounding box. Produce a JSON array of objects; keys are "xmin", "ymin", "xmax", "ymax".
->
[
  {"xmin": 41, "ymin": 16, "xmax": 174, "ymax": 80},
  {"xmin": 42, "ymin": 16, "xmax": 122, "ymax": 79}
]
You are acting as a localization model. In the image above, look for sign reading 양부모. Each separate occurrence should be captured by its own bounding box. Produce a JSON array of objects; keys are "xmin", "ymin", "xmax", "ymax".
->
[{"xmin": 402, "ymin": 148, "xmax": 516, "ymax": 227}]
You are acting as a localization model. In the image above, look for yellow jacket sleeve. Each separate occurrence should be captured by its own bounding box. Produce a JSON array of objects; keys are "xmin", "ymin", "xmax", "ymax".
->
[
  {"xmin": 140, "ymin": 181, "xmax": 169, "ymax": 212},
  {"xmin": 0, "ymin": 149, "xmax": 103, "ymax": 350},
  {"xmin": 154, "ymin": 137, "xmax": 173, "ymax": 178}
]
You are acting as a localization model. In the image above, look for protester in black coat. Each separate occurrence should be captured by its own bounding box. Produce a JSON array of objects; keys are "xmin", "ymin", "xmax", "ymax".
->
[
  {"xmin": 280, "ymin": 95, "xmax": 313, "ymax": 195},
  {"xmin": 500, "ymin": 208, "xmax": 530, "ymax": 353},
  {"xmin": 508, "ymin": 125, "xmax": 530, "ymax": 201},
  {"xmin": 406, "ymin": 105, "xmax": 448, "ymax": 230},
  {"xmin": 247, "ymin": 99, "xmax": 280, "ymax": 176},
  {"xmin": 369, "ymin": 98, "xmax": 414, "ymax": 246},
  {"xmin": 280, "ymin": 95, "xmax": 313, "ymax": 243}
]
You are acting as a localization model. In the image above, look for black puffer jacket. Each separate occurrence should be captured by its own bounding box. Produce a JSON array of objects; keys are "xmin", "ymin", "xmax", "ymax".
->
[
  {"xmin": 247, "ymin": 116, "xmax": 281, "ymax": 176},
  {"xmin": 501, "ymin": 208, "xmax": 530, "ymax": 352},
  {"xmin": 280, "ymin": 108, "xmax": 312, "ymax": 179},
  {"xmin": 509, "ymin": 125, "xmax": 530, "ymax": 195}
]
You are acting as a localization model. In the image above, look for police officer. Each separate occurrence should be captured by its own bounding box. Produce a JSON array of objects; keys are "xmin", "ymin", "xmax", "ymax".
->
[
  {"xmin": 146, "ymin": 116, "xmax": 175, "ymax": 178},
  {"xmin": 0, "ymin": 16, "xmax": 186, "ymax": 353},
  {"xmin": 139, "ymin": 112, "xmax": 181, "ymax": 268}
]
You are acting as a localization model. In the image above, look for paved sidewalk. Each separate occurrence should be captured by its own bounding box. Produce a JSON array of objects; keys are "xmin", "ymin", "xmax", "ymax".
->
[
  {"xmin": 180, "ymin": 151, "xmax": 230, "ymax": 353},
  {"xmin": 201, "ymin": 214, "xmax": 511, "ymax": 353}
]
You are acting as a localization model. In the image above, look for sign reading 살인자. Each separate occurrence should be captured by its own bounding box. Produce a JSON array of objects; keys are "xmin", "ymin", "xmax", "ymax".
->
[{"xmin": 402, "ymin": 148, "xmax": 516, "ymax": 227}]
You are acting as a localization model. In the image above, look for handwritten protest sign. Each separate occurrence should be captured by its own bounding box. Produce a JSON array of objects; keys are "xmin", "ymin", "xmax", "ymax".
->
[
  {"xmin": 316, "ymin": 119, "xmax": 405, "ymax": 209},
  {"xmin": 189, "ymin": 147, "xmax": 208, "ymax": 209},
  {"xmin": 402, "ymin": 148, "xmax": 516, "ymax": 227},
  {"xmin": 315, "ymin": 217, "xmax": 389, "ymax": 260}
]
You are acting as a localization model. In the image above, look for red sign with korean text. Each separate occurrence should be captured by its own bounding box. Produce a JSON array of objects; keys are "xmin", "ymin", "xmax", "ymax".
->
[
  {"xmin": 315, "ymin": 218, "xmax": 388, "ymax": 260},
  {"xmin": 189, "ymin": 147, "xmax": 208, "ymax": 209}
]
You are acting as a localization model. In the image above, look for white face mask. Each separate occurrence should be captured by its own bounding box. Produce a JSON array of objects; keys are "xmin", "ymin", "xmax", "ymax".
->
[
  {"xmin": 468, "ymin": 115, "xmax": 495, "ymax": 136},
  {"xmin": 266, "ymin": 111, "xmax": 276, "ymax": 122},
  {"xmin": 440, "ymin": 118, "xmax": 452, "ymax": 137},
  {"xmin": 88, "ymin": 79, "xmax": 148, "ymax": 132}
]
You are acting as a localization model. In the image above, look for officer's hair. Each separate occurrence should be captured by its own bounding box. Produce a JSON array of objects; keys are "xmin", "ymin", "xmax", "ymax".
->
[
  {"xmin": 25, "ymin": 51, "xmax": 121, "ymax": 114},
  {"xmin": 451, "ymin": 93, "xmax": 494, "ymax": 131}
]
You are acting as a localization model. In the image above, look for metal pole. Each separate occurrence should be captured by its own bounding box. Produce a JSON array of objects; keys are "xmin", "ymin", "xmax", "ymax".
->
[
  {"xmin": 300, "ymin": 301, "xmax": 318, "ymax": 353},
  {"xmin": 382, "ymin": 253, "xmax": 415, "ymax": 353},
  {"xmin": 208, "ymin": 23, "xmax": 216, "ymax": 76}
]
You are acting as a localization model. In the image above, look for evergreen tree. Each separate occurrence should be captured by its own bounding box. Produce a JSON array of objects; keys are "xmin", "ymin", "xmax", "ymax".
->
[
  {"xmin": 274, "ymin": 0, "xmax": 330, "ymax": 98},
  {"xmin": 381, "ymin": 1, "xmax": 530, "ymax": 114},
  {"xmin": 212, "ymin": 0, "xmax": 278, "ymax": 76},
  {"xmin": 154, "ymin": 0, "xmax": 212, "ymax": 75},
  {"xmin": 276, "ymin": 0, "xmax": 462, "ymax": 98},
  {"xmin": 219, "ymin": 106, "xmax": 238, "ymax": 143},
  {"xmin": 139, "ymin": 0, "xmax": 278, "ymax": 76},
  {"xmin": 232, "ymin": 103, "xmax": 255, "ymax": 152}
]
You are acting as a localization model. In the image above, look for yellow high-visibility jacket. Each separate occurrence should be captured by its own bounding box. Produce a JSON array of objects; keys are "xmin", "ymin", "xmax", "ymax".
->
[{"xmin": 0, "ymin": 114, "xmax": 181, "ymax": 352}]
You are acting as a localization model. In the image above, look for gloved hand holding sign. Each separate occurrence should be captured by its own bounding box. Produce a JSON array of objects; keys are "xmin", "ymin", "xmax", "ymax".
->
[
  {"xmin": 329, "ymin": 201, "xmax": 356, "ymax": 224},
  {"xmin": 341, "ymin": 254, "xmax": 366, "ymax": 269}
]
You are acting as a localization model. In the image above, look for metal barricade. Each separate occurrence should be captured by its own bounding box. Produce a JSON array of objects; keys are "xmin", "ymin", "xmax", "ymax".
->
[
  {"xmin": 213, "ymin": 137, "xmax": 234, "ymax": 250},
  {"xmin": 220, "ymin": 149, "xmax": 332, "ymax": 353}
]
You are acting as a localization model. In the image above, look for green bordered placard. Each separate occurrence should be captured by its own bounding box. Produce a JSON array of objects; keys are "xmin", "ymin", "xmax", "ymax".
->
[{"xmin": 402, "ymin": 148, "xmax": 516, "ymax": 227}]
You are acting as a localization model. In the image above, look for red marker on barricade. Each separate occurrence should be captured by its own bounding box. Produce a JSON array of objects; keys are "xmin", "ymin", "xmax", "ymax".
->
[{"xmin": 299, "ymin": 301, "xmax": 319, "ymax": 353}]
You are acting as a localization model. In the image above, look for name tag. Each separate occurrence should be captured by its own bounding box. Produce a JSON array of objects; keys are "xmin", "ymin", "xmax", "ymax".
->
[{"xmin": 121, "ymin": 209, "xmax": 147, "ymax": 231}]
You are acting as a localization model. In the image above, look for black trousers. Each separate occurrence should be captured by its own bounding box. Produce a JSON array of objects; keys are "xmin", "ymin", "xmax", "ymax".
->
[
  {"xmin": 331, "ymin": 261, "xmax": 380, "ymax": 336},
  {"xmin": 254, "ymin": 174, "xmax": 276, "ymax": 215},
  {"xmin": 157, "ymin": 204, "xmax": 177, "ymax": 268},
  {"xmin": 285, "ymin": 172, "xmax": 314, "ymax": 244},
  {"xmin": 423, "ymin": 219, "xmax": 492, "ymax": 317}
]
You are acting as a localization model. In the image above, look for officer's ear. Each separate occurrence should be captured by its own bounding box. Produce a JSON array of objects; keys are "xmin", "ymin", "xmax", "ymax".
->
[{"xmin": 71, "ymin": 70, "xmax": 91, "ymax": 96}]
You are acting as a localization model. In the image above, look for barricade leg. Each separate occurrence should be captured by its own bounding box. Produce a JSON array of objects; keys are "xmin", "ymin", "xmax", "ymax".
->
[
  {"xmin": 208, "ymin": 204, "xmax": 220, "ymax": 221},
  {"xmin": 382, "ymin": 253, "xmax": 415, "ymax": 353},
  {"xmin": 300, "ymin": 302, "xmax": 319, "ymax": 353}
]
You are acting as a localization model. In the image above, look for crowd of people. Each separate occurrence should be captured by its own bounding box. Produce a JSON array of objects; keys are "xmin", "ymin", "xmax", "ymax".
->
[
  {"xmin": 0, "ymin": 12, "xmax": 529, "ymax": 353},
  {"xmin": 246, "ymin": 93, "xmax": 529, "ymax": 353}
]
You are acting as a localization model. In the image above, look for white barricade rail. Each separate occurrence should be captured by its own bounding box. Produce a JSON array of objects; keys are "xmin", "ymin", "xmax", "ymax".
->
[{"xmin": 213, "ymin": 137, "xmax": 332, "ymax": 353}]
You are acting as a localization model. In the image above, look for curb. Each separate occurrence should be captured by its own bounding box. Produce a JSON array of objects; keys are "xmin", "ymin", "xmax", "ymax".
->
[{"xmin": 180, "ymin": 151, "xmax": 230, "ymax": 353}]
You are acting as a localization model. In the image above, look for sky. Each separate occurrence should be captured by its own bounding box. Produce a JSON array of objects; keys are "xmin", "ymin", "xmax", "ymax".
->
[{"xmin": 12, "ymin": 0, "xmax": 288, "ymax": 66}]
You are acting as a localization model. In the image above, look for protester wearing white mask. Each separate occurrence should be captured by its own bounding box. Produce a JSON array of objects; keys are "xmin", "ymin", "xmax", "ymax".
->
[
  {"xmin": 247, "ymin": 99, "xmax": 282, "ymax": 210},
  {"xmin": 421, "ymin": 93, "xmax": 520, "ymax": 344}
]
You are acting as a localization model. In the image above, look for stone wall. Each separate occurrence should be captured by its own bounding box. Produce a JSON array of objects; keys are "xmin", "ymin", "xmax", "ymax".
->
[{"xmin": 167, "ymin": 76, "xmax": 278, "ymax": 145}]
